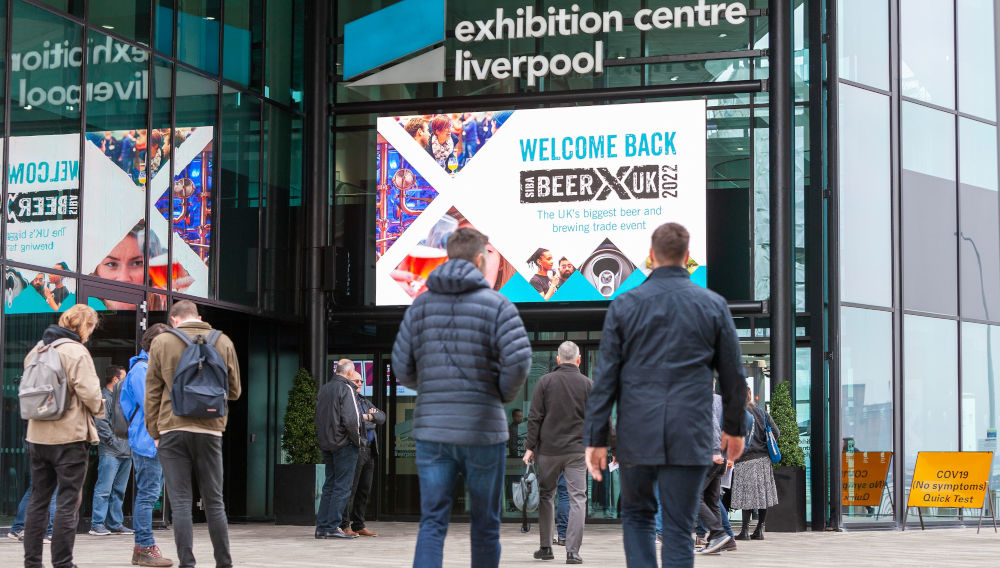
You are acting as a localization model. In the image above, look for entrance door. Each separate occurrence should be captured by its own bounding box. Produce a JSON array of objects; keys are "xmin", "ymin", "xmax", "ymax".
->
[{"xmin": 74, "ymin": 282, "xmax": 155, "ymax": 527}]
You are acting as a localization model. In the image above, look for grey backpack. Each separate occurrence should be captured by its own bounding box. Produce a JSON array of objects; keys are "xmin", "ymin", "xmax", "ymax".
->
[{"xmin": 19, "ymin": 338, "xmax": 73, "ymax": 420}]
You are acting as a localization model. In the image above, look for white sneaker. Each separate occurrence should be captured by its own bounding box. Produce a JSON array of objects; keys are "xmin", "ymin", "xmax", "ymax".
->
[{"xmin": 7, "ymin": 530, "xmax": 23, "ymax": 541}]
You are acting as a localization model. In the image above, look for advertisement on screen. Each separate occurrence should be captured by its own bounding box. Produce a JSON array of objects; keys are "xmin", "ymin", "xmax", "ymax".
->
[
  {"xmin": 4, "ymin": 127, "xmax": 213, "ymax": 313},
  {"xmin": 375, "ymin": 100, "xmax": 706, "ymax": 306}
]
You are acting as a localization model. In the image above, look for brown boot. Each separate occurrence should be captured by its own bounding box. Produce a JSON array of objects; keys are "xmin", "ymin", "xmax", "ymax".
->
[
  {"xmin": 355, "ymin": 528, "xmax": 378, "ymax": 537},
  {"xmin": 342, "ymin": 528, "xmax": 358, "ymax": 537},
  {"xmin": 135, "ymin": 545, "xmax": 173, "ymax": 567}
]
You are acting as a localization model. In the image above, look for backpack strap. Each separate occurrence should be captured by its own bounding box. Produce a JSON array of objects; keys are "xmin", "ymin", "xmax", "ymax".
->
[
  {"xmin": 42, "ymin": 338, "xmax": 75, "ymax": 351},
  {"xmin": 205, "ymin": 330, "xmax": 222, "ymax": 346},
  {"xmin": 166, "ymin": 328, "xmax": 194, "ymax": 346}
]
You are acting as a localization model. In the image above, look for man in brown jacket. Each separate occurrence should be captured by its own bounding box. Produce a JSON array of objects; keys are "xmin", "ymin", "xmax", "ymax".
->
[
  {"xmin": 146, "ymin": 300, "xmax": 241, "ymax": 568},
  {"xmin": 23, "ymin": 305, "xmax": 104, "ymax": 568}
]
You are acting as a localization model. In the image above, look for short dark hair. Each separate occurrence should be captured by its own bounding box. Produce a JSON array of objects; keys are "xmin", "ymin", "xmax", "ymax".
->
[
  {"xmin": 169, "ymin": 299, "xmax": 199, "ymax": 321},
  {"xmin": 651, "ymin": 222, "xmax": 690, "ymax": 265},
  {"xmin": 103, "ymin": 365, "xmax": 125, "ymax": 389},
  {"xmin": 142, "ymin": 323, "xmax": 171, "ymax": 352},
  {"xmin": 512, "ymin": 408, "xmax": 522, "ymax": 416},
  {"xmin": 404, "ymin": 117, "xmax": 426, "ymax": 137},
  {"xmin": 446, "ymin": 227, "xmax": 488, "ymax": 264}
]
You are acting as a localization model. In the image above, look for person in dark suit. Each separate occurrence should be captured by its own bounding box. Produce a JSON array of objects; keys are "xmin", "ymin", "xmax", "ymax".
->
[{"xmin": 583, "ymin": 222, "xmax": 748, "ymax": 568}]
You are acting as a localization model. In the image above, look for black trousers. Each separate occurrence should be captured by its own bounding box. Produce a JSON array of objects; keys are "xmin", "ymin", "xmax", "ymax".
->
[
  {"xmin": 159, "ymin": 431, "xmax": 231, "ymax": 568},
  {"xmin": 24, "ymin": 441, "xmax": 89, "ymax": 568},
  {"xmin": 340, "ymin": 446, "xmax": 374, "ymax": 531},
  {"xmin": 697, "ymin": 462, "xmax": 727, "ymax": 540}
]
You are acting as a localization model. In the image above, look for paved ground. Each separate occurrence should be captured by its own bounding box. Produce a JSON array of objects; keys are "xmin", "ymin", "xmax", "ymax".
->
[{"xmin": 2, "ymin": 522, "xmax": 998, "ymax": 567}]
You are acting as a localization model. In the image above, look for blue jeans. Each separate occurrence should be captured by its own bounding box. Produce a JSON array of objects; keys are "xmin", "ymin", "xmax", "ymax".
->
[
  {"xmin": 620, "ymin": 464, "xmax": 709, "ymax": 568},
  {"xmin": 316, "ymin": 445, "xmax": 359, "ymax": 531},
  {"xmin": 11, "ymin": 484, "xmax": 56, "ymax": 534},
  {"xmin": 556, "ymin": 473, "xmax": 569, "ymax": 540},
  {"xmin": 720, "ymin": 498, "xmax": 734, "ymax": 538},
  {"xmin": 132, "ymin": 454, "xmax": 163, "ymax": 547},
  {"xmin": 413, "ymin": 441, "xmax": 505, "ymax": 568},
  {"xmin": 91, "ymin": 455, "xmax": 132, "ymax": 529}
]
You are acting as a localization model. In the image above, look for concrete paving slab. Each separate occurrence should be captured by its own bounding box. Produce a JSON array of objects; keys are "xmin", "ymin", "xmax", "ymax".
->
[{"xmin": 1, "ymin": 522, "xmax": 998, "ymax": 567}]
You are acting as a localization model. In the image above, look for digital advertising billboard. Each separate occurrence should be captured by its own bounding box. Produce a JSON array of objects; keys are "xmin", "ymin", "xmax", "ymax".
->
[{"xmin": 375, "ymin": 100, "xmax": 707, "ymax": 306}]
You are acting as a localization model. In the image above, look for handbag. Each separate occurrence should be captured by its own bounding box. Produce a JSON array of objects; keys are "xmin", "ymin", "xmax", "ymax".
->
[
  {"xmin": 765, "ymin": 416, "xmax": 782, "ymax": 464},
  {"xmin": 512, "ymin": 464, "xmax": 539, "ymax": 513}
]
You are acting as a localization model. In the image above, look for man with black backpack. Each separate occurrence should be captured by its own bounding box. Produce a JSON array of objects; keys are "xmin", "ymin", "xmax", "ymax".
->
[
  {"xmin": 89, "ymin": 364, "xmax": 134, "ymax": 537},
  {"xmin": 146, "ymin": 300, "xmax": 241, "ymax": 568}
]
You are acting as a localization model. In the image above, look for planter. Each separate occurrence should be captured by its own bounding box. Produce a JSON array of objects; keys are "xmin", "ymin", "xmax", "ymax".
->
[
  {"xmin": 274, "ymin": 463, "xmax": 326, "ymax": 525},
  {"xmin": 768, "ymin": 466, "xmax": 806, "ymax": 532}
]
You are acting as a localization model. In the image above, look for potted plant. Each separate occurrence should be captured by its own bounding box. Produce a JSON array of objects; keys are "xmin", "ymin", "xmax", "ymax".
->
[
  {"xmin": 767, "ymin": 381, "xmax": 807, "ymax": 532},
  {"xmin": 274, "ymin": 368, "xmax": 324, "ymax": 525}
]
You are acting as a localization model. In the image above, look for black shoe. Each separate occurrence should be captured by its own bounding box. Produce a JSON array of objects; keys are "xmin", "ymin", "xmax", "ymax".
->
[
  {"xmin": 721, "ymin": 538, "xmax": 738, "ymax": 552},
  {"xmin": 566, "ymin": 551, "xmax": 583, "ymax": 564},
  {"xmin": 750, "ymin": 525, "xmax": 764, "ymax": 540},
  {"xmin": 695, "ymin": 535, "xmax": 732, "ymax": 555},
  {"xmin": 534, "ymin": 547, "xmax": 555, "ymax": 560},
  {"xmin": 314, "ymin": 530, "xmax": 330, "ymax": 539},
  {"xmin": 328, "ymin": 528, "xmax": 357, "ymax": 539},
  {"xmin": 735, "ymin": 528, "xmax": 751, "ymax": 541}
]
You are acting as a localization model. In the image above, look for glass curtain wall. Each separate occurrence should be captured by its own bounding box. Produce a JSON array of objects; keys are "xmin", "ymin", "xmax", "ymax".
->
[
  {"xmin": 0, "ymin": 0, "xmax": 304, "ymax": 524},
  {"xmin": 837, "ymin": 0, "xmax": 1000, "ymax": 525}
]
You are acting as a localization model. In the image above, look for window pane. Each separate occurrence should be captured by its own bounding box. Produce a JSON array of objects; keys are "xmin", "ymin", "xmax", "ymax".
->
[
  {"xmin": 222, "ymin": 0, "xmax": 262, "ymax": 88},
  {"xmin": 264, "ymin": 0, "xmax": 303, "ymax": 106},
  {"xmin": 262, "ymin": 104, "xmax": 303, "ymax": 313},
  {"xmin": 959, "ymin": 120, "xmax": 1000, "ymax": 320},
  {"xmin": 89, "ymin": 0, "xmax": 151, "ymax": 46},
  {"xmin": 839, "ymin": 0, "xmax": 889, "ymax": 90},
  {"xmin": 840, "ymin": 86, "xmax": 891, "ymax": 307},
  {"xmin": 219, "ymin": 87, "xmax": 260, "ymax": 306},
  {"xmin": 901, "ymin": 0, "xmax": 955, "ymax": 108},
  {"xmin": 902, "ymin": 103, "xmax": 957, "ymax": 315},
  {"xmin": 961, "ymin": 323, "xmax": 1000, "ymax": 493},
  {"xmin": 8, "ymin": 0, "xmax": 82, "ymax": 272},
  {"xmin": 154, "ymin": 69, "xmax": 217, "ymax": 298},
  {"xmin": 841, "ymin": 307, "xmax": 894, "ymax": 523},
  {"xmin": 177, "ymin": 0, "xmax": 220, "ymax": 74},
  {"xmin": 904, "ymin": 315, "xmax": 959, "ymax": 518},
  {"xmin": 155, "ymin": 0, "xmax": 174, "ymax": 55},
  {"xmin": 82, "ymin": 31, "xmax": 150, "ymax": 290},
  {"xmin": 958, "ymin": 0, "xmax": 997, "ymax": 120},
  {"xmin": 36, "ymin": 0, "xmax": 82, "ymax": 17}
]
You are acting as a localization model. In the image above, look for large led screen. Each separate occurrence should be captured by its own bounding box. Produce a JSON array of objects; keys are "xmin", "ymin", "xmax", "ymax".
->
[{"xmin": 375, "ymin": 100, "xmax": 707, "ymax": 305}]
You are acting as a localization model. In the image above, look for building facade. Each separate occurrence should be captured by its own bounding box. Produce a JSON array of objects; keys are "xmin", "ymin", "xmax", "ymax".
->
[{"xmin": 0, "ymin": 0, "xmax": 997, "ymax": 532}]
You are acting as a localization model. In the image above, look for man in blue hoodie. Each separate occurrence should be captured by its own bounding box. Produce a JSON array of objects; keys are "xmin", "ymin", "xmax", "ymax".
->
[{"xmin": 118, "ymin": 323, "xmax": 173, "ymax": 567}]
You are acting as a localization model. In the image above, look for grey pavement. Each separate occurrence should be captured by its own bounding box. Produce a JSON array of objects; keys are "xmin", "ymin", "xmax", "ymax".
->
[{"xmin": 2, "ymin": 522, "xmax": 998, "ymax": 567}]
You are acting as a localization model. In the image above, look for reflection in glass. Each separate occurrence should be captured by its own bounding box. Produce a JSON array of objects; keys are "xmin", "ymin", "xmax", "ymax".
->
[
  {"xmin": 959, "ymin": 118, "xmax": 998, "ymax": 192},
  {"xmin": 901, "ymin": 0, "xmax": 955, "ymax": 107},
  {"xmin": 5, "ymin": 268, "xmax": 75, "ymax": 313},
  {"xmin": 902, "ymin": 102, "xmax": 956, "ymax": 181},
  {"xmin": 961, "ymin": 323, "xmax": 1000, "ymax": 494},
  {"xmin": 957, "ymin": 0, "xmax": 997, "ymax": 120},
  {"xmin": 904, "ymin": 315, "xmax": 959, "ymax": 518},
  {"xmin": 89, "ymin": 0, "xmax": 151, "ymax": 45},
  {"xmin": 840, "ymin": 307, "xmax": 893, "ymax": 522},
  {"xmin": 219, "ymin": 88, "xmax": 261, "ymax": 306},
  {"xmin": 839, "ymin": 86, "xmax": 891, "ymax": 307},
  {"xmin": 176, "ymin": 0, "xmax": 220, "ymax": 74},
  {"xmin": 838, "ymin": 0, "xmax": 889, "ymax": 90}
]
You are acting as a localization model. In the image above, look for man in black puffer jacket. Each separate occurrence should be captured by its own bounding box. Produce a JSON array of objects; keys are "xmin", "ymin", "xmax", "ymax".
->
[{"xmin": 392, "ymin": 227, "xmax": 531, "ymax": 568}]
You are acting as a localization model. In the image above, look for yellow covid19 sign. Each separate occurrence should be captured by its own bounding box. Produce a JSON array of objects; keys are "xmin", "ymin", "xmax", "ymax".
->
[
  {"xmin": 906, "ymin": 451, "xmax": 993, "ymax": 508},
  {"xmin": 842, "ymin": 451, "xmax": 892, "ymax": 507}
]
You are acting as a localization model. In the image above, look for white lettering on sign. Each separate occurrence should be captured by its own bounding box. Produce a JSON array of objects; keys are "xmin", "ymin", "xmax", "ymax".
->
[{"xmin": 451, "ymin": 1, "xmax": 748, "ymax": 85}]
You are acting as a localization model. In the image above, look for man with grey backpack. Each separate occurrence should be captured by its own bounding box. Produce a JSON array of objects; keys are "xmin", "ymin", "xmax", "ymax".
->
[
  {"xmin": 20, "ymin": 304, "xmax": 104, "ymax": 568},
  {"xmin": 146, "ymin": 300, "xmax": 241, "ymax": 568}
]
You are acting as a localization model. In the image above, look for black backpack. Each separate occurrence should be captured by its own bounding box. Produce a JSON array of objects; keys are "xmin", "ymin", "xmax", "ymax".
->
[
  {"xmin": 167, "ymin": 328, "xmax": 229, "ymax": 418},
  {"xmin": 111, "ymin": 379, "xmax": 139, "ymax": 439}
]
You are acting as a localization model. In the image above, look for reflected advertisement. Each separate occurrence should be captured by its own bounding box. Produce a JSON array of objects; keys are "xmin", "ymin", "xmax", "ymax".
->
[{"xmin": 375, "ymin": 101, "xmax": 708, "ymax": 305}]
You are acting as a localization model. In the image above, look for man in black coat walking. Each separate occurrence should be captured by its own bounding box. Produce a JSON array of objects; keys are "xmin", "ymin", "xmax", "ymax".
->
[
  {"xmin": 392, "ymin": 227, "xmax": 531, "ymax": 568},
  {"xmin": 583, "ymin": 223, "xmax": 747, "ymax": 568},
  {"xmin": 314, "ymin": 359, "xmax": 363, "ymax": 540}
]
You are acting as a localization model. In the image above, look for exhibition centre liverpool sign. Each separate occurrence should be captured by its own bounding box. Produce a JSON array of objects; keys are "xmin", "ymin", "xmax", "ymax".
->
[{"xmin": 344, "ymin": 0, "xmax": 751, "ymax": 87}]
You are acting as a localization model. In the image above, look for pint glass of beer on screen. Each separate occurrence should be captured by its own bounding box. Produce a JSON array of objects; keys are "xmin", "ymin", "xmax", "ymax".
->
[
  {"xmin": 404, "ymin": 245, "xmax": 448, "ymax": 281},
  {"xmin": 149, "ymin": 254, "xmax": 182, "ymax": 288}
]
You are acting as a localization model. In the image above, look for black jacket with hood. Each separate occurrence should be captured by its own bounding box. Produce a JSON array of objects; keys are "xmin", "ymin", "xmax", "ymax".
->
[
  {"xmin": 315, "ymin": 374, "xmax": 363, "ymax": 451},
  {"xmin": 391, "ymin": 259, "xmax": 532, "ymax": 446}
]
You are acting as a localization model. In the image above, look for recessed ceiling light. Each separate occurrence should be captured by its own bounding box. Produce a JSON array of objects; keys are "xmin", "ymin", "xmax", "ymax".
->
[
  {"xmin": 23, "ymin": 105, "xmax": 32, "ymax": 110},
  {"xmin": 205, "ymin": 16, "xmax": 216, "ymax": 21},
  {"xmin": 617, "ymin": 56, "xmax": 625, "ymax": 60},
  {"xmin": 719, "ymin": 33, "xmax": 727, "ymax": 38},
  {"xmin": 670, "ymin": 76, "xmax": 679, "ymax": 81},
  {"xmin": 102, "ymin": 25, "xmax": 114, "ymax": 30}
]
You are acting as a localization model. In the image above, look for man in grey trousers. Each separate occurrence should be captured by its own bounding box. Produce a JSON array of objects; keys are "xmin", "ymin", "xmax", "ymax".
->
[{"xmin": 523, "ymin": 341, "xmax": 592, "ymax": 565}]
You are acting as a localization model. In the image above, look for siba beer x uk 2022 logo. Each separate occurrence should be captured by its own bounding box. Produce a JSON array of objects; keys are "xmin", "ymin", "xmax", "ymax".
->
[
  {"xmin": 520, "ymin": 165, "xmax": 680, "ymax": 204},
  {"xmin": 343, "ymin": 0, "xmax": 446, "ymax": 87}
]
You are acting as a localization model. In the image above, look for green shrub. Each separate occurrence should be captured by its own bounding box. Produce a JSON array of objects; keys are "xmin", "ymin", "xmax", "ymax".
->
[
  {"xmin": 281, "ymin": 368, "xmax": 321, "ymax": 465},
  {"xmin": 770, "ymin": 381, "xmax": 805, "ymax": 468}
]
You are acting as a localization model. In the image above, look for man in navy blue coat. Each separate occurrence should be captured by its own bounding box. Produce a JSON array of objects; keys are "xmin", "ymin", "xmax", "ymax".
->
[
  {"xmin": 392, "ymin": 227, "xmax": 531, "ymax": 568},
  {"xmin": 583, "ymin": 222, "xmax": 747, "ymax": 568}
]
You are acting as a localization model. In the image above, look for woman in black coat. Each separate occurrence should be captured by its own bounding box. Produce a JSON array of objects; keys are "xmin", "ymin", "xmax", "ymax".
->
[{"xmin": 731, "ymin": 389, "xmax": 779, "ymax": 540}]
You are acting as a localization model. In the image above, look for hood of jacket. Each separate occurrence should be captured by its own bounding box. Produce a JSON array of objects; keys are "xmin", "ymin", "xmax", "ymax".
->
[
  {"xmin": 426, "ymin": 259, "xmax": 489, "ymax": 295},
  {"xmin": 129, "ymin": 350, "xmax": 149, "ymax": 369},
  {"xmin": 42, "ymin": 324, "xmax": 81, "ymax": 345}
]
